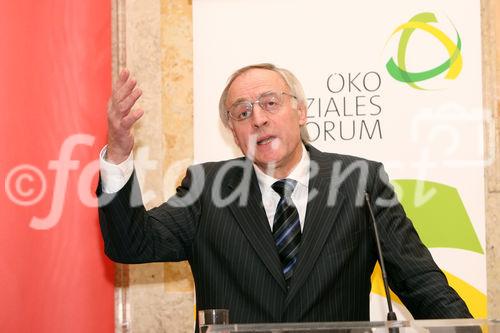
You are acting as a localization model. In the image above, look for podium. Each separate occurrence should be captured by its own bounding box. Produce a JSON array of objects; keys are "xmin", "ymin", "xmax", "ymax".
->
[{"xmin": 205, "ymin": 319, "xmax": 499, "ymax": 333}]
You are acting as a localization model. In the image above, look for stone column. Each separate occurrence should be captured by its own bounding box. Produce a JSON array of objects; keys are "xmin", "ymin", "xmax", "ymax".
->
[{"xmin": 111, "ymin": 0, "xmax": 195, "ymax": 332}]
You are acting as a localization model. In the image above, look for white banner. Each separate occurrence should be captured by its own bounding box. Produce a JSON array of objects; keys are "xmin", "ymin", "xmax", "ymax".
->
[{"xmin": 193, "ymin": 0, "xmax": 486, "ymax": 319}]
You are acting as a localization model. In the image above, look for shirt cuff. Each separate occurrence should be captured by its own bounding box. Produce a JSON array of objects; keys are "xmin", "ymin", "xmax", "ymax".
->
[{"xmin": 99, "ymin": 145, "xmax": 134, "ymax": 193}]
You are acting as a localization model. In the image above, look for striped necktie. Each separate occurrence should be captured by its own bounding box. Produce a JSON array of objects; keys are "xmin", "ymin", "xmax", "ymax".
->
[{"xmin": 272, "ymin": 179, "xmax": 301, "ymax": 287}]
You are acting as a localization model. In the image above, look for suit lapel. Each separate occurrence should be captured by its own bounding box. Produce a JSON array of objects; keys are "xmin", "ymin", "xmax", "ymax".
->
[
  {"xmin": 285, "ymin": 145, "xmax": 346, "ymax": 307},
  {"xmin": 224, "ymin": 161, "xmax": 287, "ymax": 292}
]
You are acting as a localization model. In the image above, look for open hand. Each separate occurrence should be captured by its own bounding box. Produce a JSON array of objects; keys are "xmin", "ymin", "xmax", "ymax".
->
[{"xmin": 106, "ymin": 68, "xmax": 144, "ymax": 164}]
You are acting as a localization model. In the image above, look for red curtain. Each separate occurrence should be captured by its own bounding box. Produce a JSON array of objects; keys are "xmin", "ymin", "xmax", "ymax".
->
[{"xmin": 0, "ymin": 1, "xmax": 114, "ymax": 332}]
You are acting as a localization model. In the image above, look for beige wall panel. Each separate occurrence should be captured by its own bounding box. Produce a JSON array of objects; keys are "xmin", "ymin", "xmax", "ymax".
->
[
  {"xmin": 486, "ymin": 193, "xmax": 500, "ymax": 318},
  {"xmin": 161, "ymin": 0, "xmax": 196, "ymax": 332},
  {"xmin": 483, "ymin": 0, "xmax": 500, "ymax": 194},
  {"xmin": 487, "ymin": 0, "xmax": 500, "ymax": 192},
  {"xmin": 489, "ymin": 0, "xmax": 500, "ymax": 320},
  {"xmin": 161, "ymin": 0, "xmax": 195, "ymax": 310},
  {"xmin": 125, "ymin": 0, "xmax": 174, "ymax": 332},
  {"xmin": 496, "ymin": 0, "xmax": 500, "ymax": 100}
]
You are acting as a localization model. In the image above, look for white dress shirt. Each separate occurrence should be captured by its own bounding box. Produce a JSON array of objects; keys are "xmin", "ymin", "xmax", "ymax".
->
[
  {"xmin": 253, "ymin": 144, "xmax": 309, "ymax": 232},
  {"xmin": 99, "ymin": 144, "xmax": 310, "ymax": 231}
]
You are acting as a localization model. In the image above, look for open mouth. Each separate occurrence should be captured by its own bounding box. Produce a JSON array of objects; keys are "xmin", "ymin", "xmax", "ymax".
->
[{"xmin": 257, "ymin": 136, "xmax": 275, "ymax": 145}]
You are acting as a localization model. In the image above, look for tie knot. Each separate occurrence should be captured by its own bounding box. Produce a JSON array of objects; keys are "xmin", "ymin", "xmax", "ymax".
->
[{"xmin": 272, "ymin": 179, "xmax": 297, "ymax": 199}]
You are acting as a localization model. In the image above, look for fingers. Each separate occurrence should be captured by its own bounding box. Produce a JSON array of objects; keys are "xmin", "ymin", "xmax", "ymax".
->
[
  {"xmin": 119, "ymin": 68, "xmax": 129, "ymax": 82},
  {"xmin": 121, "ymin": 108, "xmax": 144, "ymax": 130},
  {"xmin": 112, "ymin": 68, "xmax": 140, "ymax": 104},
  {"xmin": 112, "ymin": 69, "xmax": 130, "ymax": 98},
  {"xmin": 115, "ymin": 87, "xmax": 142, "ymax": 116},
  {"xmin": 109, "ymin": 68, "xmax": 142, "ymax": 118},
  {"xmin": 114, "ymin": 77, "xmax": 137, "ymax": 105},
  {"xmin": 107, "ymin": 68, "xmax": 144, "ymax": 131}
]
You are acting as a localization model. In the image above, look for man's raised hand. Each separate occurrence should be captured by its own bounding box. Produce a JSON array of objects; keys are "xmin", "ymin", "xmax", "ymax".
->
[{"xmin": 106, "ymin": 68, "xmax": 144, "ymax": 164}]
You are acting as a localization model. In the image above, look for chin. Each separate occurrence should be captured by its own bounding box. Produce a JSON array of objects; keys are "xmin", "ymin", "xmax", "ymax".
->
[{"xmin": 254, "ymin": 154, "xmax": 282, "ymax": 168}]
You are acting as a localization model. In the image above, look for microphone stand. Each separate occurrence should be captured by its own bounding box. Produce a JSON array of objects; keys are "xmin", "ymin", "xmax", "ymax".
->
[{"xmin": 364, "ymin": 192, "xmax": 399, "ymax": 333}]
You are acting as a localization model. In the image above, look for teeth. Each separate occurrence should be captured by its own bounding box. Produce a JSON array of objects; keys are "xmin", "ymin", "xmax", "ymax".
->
[{"xmin": 258, "ymin": 137, "xmax": 273, "ymax": 145}]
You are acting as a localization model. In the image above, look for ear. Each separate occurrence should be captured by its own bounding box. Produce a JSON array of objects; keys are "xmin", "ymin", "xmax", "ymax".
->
[{"xmin": 297, "ymin": 101, "xmax": 307, "ymax": 126}]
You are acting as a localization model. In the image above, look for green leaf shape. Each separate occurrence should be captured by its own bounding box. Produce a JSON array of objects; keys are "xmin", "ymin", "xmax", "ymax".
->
[{"xmin": 391, "ymin": 179, "xmax": 483, "ymax": 254}]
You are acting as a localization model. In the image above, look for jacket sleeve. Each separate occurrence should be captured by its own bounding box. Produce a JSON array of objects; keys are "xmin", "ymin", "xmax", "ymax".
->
[
  {"xmin": 97, "ymin": 167, "xmax": 201, "ymax": 264},
  {"xmin": 368, "ymin": 163, "xmax": 472, "ymax": 319}
]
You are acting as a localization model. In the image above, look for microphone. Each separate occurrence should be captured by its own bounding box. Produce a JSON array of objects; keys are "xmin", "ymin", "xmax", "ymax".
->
[{"xmin": 364, "ymin": 192, "xmax": 399, "ymax": 329}]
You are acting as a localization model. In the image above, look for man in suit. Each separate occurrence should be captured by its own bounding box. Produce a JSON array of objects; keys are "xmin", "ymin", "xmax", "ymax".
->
[{"xmin": 98, "ymin": 63, "xmax": 472, "ymax": 323}]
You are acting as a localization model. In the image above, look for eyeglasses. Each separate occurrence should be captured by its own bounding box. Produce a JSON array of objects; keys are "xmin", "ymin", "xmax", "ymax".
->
[{"xmin": 227, "ymin": 91, "xmax": 297, "ymax": 121}]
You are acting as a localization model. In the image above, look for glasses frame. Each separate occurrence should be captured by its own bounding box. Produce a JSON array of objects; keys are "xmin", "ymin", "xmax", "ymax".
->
[{"xmin": 226, "ymin": 91, "xmax": 297, "ymax": 121}]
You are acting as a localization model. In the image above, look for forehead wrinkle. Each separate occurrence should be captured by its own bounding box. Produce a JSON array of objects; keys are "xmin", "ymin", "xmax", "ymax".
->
[
  {"xmin": 226, "ymin": 69, "xmax": 288, "ymax": 107},
  {"xmin": 231, "ymin": 90, "xmax": 276, "ymax": 106}
]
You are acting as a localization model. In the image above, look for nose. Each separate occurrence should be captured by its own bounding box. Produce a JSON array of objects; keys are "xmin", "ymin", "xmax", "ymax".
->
[{"xmin": 251, "ymin": 103, "xmax": 269, "ymax": 128}]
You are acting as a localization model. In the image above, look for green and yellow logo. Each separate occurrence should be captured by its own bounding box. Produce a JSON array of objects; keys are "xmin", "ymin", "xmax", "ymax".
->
[{"xmin": 386, "ymin": 12, "xmax": 463, "ymax": 90}]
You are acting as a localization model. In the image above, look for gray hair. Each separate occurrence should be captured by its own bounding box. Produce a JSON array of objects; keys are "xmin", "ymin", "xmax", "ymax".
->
[{"xmin": 218, "ymin": 63, "xmax": 310, "ymax": 143}]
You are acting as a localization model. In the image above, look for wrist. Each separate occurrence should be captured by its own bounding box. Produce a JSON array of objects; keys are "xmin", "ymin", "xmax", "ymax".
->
[{"xmin": 105, "ymin": 148, "xmax": 130, "ymax": 164}]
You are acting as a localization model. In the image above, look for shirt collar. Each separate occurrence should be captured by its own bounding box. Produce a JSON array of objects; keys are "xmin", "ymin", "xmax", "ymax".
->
[{"xmin": 254, "ymin": 144, "xmax": 310, "ymax": 191}]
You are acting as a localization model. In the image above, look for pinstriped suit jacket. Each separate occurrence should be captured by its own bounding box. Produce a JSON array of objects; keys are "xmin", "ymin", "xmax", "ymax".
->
[{"xmin": 98, "ymin": 144, "xmax": 471, "ymax": 324}]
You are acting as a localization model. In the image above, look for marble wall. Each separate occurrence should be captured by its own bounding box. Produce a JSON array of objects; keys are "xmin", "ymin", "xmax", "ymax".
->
[
  {"xmin": 487, "ymin": 0, "xmax": 500, "ymax": 319},
  {"xmin": 111, "ymin": 0, "xmax": 500, "ymax": 332}
]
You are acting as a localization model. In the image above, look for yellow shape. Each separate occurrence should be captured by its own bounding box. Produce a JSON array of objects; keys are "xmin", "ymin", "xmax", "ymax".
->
[
  {"xmin": 370, "ymin": 263, "xmax": 486, "ymax": 318},
  {"xmin": 444, "ymin": 271, "xmax": 487, "ymax": 318},
  {"xmin": 371, "ymin": 263, "xmax": 402, "ymax": 305}
]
